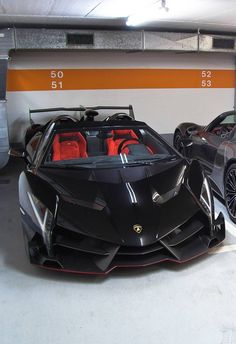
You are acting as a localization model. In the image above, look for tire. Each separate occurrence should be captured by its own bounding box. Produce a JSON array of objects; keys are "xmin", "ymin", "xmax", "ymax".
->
[
  {"xmin": 224, "ymin": 163, "xmax": 236, "ymax": 224},
  {"xmin": 174, "ymin": 131, "xmax": 185, "ymax": 156},
  {"xmin": 22, "ymin": 228, "xmax": 30, "ymax": 259}
]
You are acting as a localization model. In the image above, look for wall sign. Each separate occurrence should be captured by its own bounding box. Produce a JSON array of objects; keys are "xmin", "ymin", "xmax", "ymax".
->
[{"xmin": 7, "ymin": 69, "xmax": 234, "ymax": 91}]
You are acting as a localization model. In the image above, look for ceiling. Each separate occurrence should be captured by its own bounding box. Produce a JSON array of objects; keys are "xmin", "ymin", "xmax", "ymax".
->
[{"xmin": 1, "ymin": 0, "xmax": 236, "ymax": 33}]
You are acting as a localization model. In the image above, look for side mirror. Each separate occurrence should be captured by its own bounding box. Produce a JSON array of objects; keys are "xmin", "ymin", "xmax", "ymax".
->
[{"xmin": 9, "ymin": 149, "xmax": 25, "ymax": 159}]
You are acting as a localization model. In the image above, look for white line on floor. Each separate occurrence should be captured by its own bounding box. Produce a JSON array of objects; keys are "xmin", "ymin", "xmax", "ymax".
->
[
  {"xmin": 225, "ymin": 223, "xmax": 236, "ymax": 238},
  {"xmin": 208, "ymin": 244, "xmax": 236, "ymax": 254}
]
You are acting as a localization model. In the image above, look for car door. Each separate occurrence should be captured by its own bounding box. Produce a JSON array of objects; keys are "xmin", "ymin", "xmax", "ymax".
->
[
  {"xmin": 191, "ymin": 112, "xmax": 236, "ymax": 173},
  {"xmin": 193, "ymin": 130, "xmax": 223, "ymax": 172}
]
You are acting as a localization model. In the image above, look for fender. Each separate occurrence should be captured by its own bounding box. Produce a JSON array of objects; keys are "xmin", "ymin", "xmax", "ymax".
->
[{"xmin": 175, "ymin": 122, "xmax": 204, "ymax": 137}]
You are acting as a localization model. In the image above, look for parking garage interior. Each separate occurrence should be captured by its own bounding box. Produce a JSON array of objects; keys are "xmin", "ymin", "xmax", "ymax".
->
[{"xmin": 2, "ymin": 1, "xmax": 236, "ymax": 344}]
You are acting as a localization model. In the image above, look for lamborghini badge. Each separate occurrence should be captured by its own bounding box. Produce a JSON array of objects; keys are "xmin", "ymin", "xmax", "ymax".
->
[{"xmin": 133, "ymin": 224, "xmax": 143, "ymax": 234}]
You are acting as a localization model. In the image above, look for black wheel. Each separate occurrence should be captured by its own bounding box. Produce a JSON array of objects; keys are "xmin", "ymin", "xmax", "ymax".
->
[
  {"xmin": 174, "ymin": 131, "xmax": 185, "ymax": 155},
  {"xmin": 224, "ymin": 163, "xmax": 236, "ymax": 223}
]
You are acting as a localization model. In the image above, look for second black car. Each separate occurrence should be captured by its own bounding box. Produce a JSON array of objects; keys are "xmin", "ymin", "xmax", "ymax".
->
[{"xmin": 174, "ymin": 110, "xmax": 236, "ymax": 223}]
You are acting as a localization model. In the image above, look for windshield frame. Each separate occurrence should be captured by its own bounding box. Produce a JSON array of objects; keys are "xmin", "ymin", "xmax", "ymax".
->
[{"xmin": 40, "ymin": 122, "xmax": 178, "ymax": 169}]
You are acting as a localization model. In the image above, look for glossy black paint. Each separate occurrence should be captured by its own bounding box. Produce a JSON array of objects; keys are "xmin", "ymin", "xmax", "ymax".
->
[
  {"xmin": 174, "ymin": 110, "xmax": 236, "ymax": 198},
  {"xmin": 18, "ymin": 114, "xmax": 225, "ymax": 274}
]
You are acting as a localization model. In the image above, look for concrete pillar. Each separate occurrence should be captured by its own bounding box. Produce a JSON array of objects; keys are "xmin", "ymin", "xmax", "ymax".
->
[{"xmin": 0, "ymin": 28, "xmax": 15, "ymax": 169}]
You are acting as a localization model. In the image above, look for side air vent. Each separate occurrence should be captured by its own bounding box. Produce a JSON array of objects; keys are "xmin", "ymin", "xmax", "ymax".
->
[
  {"xmin": 212, "ymin": 38, "xmax": 235, "ymax": 50},
  {"xmin": 67, "ymin": 33, "xmax": 94, "ymax": 45}
]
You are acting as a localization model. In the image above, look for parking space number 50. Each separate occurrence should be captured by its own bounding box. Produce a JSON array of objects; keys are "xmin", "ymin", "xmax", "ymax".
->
[{"xmin": 50, "ymin": 70, "xmax": 64, "ymax": 89}]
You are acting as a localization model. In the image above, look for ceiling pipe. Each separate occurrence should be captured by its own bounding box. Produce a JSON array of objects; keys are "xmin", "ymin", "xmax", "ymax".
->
[{"xmin": 0, "ymin": 27, "xmax": 233, "ymax": 53}]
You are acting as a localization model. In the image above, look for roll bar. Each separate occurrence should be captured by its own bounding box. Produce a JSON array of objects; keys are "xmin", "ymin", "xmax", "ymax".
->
[{"xmin": 29, "ymin": 105, "xmax": 135, "ymax": 124}]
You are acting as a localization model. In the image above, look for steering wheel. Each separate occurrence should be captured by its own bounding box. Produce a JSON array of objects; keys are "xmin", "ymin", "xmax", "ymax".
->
[
  {"xmin": 107, "ymin": 112, "xmax": 133, "ymax": 121},
  {"xmin": 220, "ymin": 127, "xmax": 230, "ymax": 135},
  {"xmin": 118, "ymin": 138, "xmax": 141, "ymax": 154},
  {"xmin": 213, "ymin": 126, "xmax": 231, "ymax": 137}
]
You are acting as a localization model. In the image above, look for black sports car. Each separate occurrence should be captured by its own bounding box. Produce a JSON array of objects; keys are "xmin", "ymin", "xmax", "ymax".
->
[
  {"xmin": 11, "ymin": 105, "xmax": 225, "ymax": 275},
  {"xmin": 174, "ymin": 110, "xmax": 236, "ymax": 223}
]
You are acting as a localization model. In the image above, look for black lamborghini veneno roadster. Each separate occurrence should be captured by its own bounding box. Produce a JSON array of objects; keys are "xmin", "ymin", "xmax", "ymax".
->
[{"xmin": 11, "ymin": 106, "xmax": 225, "ymax": 274}]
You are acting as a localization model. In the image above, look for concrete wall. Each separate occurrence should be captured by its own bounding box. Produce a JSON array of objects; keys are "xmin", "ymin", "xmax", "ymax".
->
[{"xmin": 6, "ymin": 50, "xmax": 235, "ymax": 143}]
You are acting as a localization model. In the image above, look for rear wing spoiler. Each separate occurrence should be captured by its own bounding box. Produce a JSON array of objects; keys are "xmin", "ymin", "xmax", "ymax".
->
[{"xmin": 29, "ymin": 105, "xmax": 135, "ymax": 125}]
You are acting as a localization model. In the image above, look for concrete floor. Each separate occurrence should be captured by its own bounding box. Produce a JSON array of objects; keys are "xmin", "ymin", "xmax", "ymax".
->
[{"xmin": 1, "ymin": 159, "xmax": 236, "ymax": 344}]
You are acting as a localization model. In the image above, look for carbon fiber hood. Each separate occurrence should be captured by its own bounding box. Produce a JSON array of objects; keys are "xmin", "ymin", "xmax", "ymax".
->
[{"xmin": 38, "ymin": 157, "xmax": 200, "ymax": 246}]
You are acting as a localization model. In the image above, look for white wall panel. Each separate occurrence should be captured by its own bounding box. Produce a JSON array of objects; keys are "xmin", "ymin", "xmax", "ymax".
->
[
  {"xmin": 6, "ymin": 51, "xmax": 235, "ymax": 143},
  {"xmin": 9, "ymin": 51, "xmax": 234, "ymax": 69}
]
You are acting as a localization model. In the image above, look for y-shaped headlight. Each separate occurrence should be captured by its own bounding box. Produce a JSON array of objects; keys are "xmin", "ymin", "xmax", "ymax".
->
[
  {"xmin": 199, "ymin": 176, "xmax": 213, "ymax": 219},
  {"xmin": 186, "ymin": 160, "xmax": 214, "ymax": 221},
  {"xmin": 27, "ymin": 192, "xmax": 58, "ymax": 256}
]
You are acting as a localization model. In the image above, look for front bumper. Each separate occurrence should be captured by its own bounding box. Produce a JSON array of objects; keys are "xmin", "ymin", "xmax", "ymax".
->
[{"xmin": 22, "ymin": 211, "xmax": 225, "ymax": 275}]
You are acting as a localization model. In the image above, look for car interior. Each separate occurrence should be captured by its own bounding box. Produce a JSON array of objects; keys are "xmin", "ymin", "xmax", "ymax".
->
[
  {"xmin": 209, "ymin": 114, "xmax": 236, "ymax": 137},
  {"xmin": 49, "ymin": 128, "xmax": 159, "ymax": 162}
]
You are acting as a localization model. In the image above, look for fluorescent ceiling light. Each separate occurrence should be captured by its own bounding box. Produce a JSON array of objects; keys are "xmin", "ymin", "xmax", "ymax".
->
[{"xmin": 126, "ymin": 0, "xmax": 169, "ymax": 26}]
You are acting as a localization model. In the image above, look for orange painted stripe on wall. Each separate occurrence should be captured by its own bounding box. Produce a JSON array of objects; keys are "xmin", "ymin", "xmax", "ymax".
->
[{"xmin": 7, "ymin": 69, "xmax": 235, "ymax": 91}]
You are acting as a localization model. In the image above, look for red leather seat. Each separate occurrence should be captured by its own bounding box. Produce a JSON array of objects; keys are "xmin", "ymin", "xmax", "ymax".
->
[
  {"xmin": 106, "ymin": 129, "xmax": 139, "ymax": 156},
  {"xmin": 52, "ymin": 132, "xmax": 88, "ymax": 161}
]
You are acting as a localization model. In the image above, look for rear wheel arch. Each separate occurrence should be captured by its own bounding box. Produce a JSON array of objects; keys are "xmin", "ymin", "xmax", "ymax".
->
[{"xmin": 174, "ymin": 128, "xmax": 183, "ymax": 137}]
